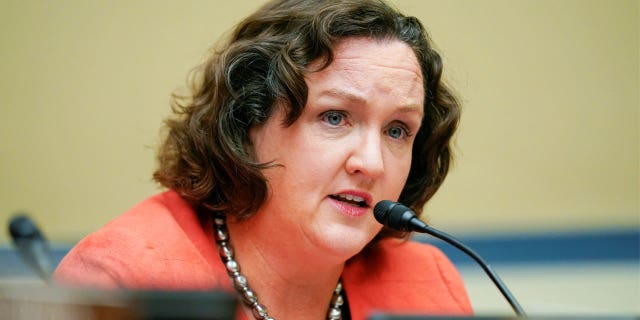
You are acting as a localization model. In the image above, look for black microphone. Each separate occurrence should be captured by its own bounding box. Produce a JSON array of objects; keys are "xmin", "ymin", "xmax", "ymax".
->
[
  {"xmin": 374, "ymin": 200, "xmax": 527, "ymax": 318},
  {"xmin": 8, "ymin": 214, "xmax": 54, "ymax": 282}
]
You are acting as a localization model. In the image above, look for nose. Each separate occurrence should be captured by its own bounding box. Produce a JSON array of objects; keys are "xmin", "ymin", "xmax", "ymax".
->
[{"xmin": 345, "ymin": 129, "xmax": 385, "ymax": 179}]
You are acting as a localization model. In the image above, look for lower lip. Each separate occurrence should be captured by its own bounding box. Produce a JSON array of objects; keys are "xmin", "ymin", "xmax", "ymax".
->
[{"xmin": 329, "ymin": 198, "xmax": 369, "ymax": 217}]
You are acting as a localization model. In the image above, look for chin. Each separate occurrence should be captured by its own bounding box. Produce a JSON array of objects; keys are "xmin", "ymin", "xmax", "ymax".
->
[{"xmin": 312, "ymin": 224, "xmax": 379, "ymax": 260}]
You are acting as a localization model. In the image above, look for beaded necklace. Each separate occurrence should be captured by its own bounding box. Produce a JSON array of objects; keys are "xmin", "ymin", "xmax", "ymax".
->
[{"xmin": 213, "ymin": 214, "xmax": 344, "ymax": 320}]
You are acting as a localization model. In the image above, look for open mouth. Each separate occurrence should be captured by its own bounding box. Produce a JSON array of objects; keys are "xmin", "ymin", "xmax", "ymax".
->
[{"xmin": 329, "ymin": 194, "xmax": 369, "ymax": 208}]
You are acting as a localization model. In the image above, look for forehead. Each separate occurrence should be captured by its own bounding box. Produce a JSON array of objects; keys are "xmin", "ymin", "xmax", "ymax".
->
[
  {"xmin": 305, "ymin": 37, "xmax": 425, "ymax": 111},
  {"xmin": 324, "ymin": 37, "xmax": 422, "ymax": 76}
]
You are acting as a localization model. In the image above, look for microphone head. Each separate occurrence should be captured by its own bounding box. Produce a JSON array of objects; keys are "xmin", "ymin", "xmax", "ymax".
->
[
  {"xmin": 373, "ymin": 200, "xmax": 420, "ymax": 231},
  {"xmin": 9, "ymin": 214, "xmax": 42, "ymax": 241},
  {"xmin": 373, "ymin": 200, "xmax": 397, "ymax": 224},
  {"xmin": 8, "ymin": 214, "xmax": 53, "ymax": 281}
]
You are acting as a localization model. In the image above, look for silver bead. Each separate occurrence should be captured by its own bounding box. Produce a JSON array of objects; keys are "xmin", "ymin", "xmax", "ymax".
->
[
  {"xmin": 214, "ymin": 216, "xmax": 225, "ymax": 226},
  {"xmin": 334, "ymin": 281, "xmax": 342, "ymax": 294},
  {"xmin": 219, "ymin": 245, "xmax": 234, "ymax": 261},
  {"xmin": 225, "ymin": 259, "xmax": 240, "ymax": 273},
  {"xmin": 327, "ymin": 307, "xmax": 341, "ymax": 320},
  {"xmin": 331, "ymin": 294, "xmax": 344, "ymax": 307},
  {"xmin": 233, "ymin": 274, "xmax": 248, "ymax": 289},
  {"xmin": 252, "ymin": 303, "xmax": 268, "ymax": 319},
  {"xmin": 215, "ymin": 226, "xmax": 229, "ymax": 241},
  {"xmin": 241, "ymin": 287, "xmax": 257, "ymax": 305}
]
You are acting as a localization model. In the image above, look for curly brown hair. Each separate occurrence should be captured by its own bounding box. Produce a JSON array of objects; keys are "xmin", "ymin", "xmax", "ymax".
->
[{"xmin": 153, "ymin": 0, "xmax": 460, "ymax": 240}]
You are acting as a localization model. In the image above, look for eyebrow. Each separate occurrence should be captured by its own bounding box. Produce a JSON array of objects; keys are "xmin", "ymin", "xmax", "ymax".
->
[
  {"xmin": 317, "ymin": 88, "xmax": 424, "ymax": 118},
  {"xmin": 317, "ymin": 88, "xmax": 367, "ymax": 104}
]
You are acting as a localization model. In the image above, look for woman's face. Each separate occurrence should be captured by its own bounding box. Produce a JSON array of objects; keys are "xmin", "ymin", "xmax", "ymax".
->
[{"xmin": 250, "ymin": 37, "xmax": 424, "ymax": 258}]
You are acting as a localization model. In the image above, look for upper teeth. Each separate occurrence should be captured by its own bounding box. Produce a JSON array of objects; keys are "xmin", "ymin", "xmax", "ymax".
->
[{"xmin": 336, "ymin": 194, "xmax": 365, "ymax": 203}]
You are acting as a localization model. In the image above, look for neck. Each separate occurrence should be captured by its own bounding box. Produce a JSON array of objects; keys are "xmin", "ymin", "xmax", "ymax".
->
[{"xmin": 225, "ymin": 214, "xmax": 344, "ymax": 319}]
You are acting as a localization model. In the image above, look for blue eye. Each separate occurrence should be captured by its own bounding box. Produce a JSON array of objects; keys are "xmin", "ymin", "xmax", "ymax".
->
[
  {"xmin": 387, "ymin": 126, "xmax": 408, "ymax": 140},
  {"xmin": 323, "ymin": 111, "xmax": 345, "ymax": 126}
]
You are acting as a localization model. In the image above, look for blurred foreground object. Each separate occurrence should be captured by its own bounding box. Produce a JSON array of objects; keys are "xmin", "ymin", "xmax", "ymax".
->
[
  {"xmin": 8, "ymin": 214, "xmax": 54, "ymax": 282},
  {"xmin": 5, "ymin": 214, "xmax": 237, "ymax": 319},
  {"xmin": 0, "ymin": 284, "xmax": 236, "ymax": 320}
]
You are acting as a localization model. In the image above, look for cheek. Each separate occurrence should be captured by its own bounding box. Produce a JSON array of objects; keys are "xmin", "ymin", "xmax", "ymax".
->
[
  {"xmin": 261, "ymin": 135, "xmax": 328, "ymax": 188},
  {"xmin": 288, "ymin": 139, "xmax": 342, "ymax": 183},
  {"xmin": 402, "ymin": 155, "xmax": 414, "ymax": 183},
  {"xmin": 385, "ymin": 153, "xmax": 413, "ymax": 198}
]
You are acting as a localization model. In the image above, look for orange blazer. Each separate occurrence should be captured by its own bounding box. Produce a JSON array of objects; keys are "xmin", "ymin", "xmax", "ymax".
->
[{"xmin": 54, "ymin": 191, "xmax": 472, "ymax": 319}]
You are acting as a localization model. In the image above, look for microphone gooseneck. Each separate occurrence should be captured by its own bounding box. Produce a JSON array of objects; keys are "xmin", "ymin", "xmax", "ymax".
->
[
  {"xmin": 8, "ymin": 214, "xmax": 54, "ymax": 282},
  {"xmin": 374, "ymin": 200, "xmax": 527, "ymax": 318}
]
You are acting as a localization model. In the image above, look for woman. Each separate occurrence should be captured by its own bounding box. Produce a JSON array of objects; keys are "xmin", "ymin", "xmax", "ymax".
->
[{"xmin": 54, "ymin": 0, "xmax": 472, "ymax": 319}]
